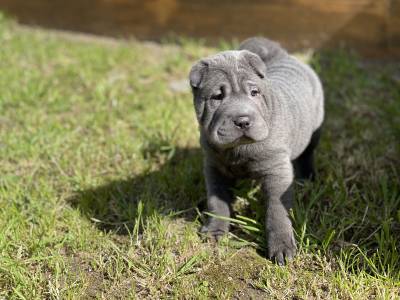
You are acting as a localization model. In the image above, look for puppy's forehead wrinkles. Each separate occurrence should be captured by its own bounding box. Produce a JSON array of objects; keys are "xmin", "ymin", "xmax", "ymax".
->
[
  {"xmin": 205, "ymin": 51, "xmax": 244, "ymax": 93},
  {"xmin": 203, "ymin": 71, "xmax": 228, "ymax": 92}
]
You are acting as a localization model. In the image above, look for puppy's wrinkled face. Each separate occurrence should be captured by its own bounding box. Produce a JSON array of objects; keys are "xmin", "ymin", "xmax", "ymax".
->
[{"xmin": 189, "ymin": 50, "xmax": 269, "ymax": 149}]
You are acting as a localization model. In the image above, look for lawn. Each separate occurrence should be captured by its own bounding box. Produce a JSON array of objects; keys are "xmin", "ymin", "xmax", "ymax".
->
[{"xmin": 0, "ymin": 14, "xmax": 399, "ymax": 299}]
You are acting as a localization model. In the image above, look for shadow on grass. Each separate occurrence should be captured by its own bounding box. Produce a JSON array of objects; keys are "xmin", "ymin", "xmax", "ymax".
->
[{"xmin": 69, "ymin": 147, "xmax": 206, "ymax": 235}]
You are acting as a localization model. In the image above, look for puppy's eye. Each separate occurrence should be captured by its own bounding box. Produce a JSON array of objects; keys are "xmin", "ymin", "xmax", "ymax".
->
[
  {"xmin": 250, "ymin": 88, "xmax": 260, "ymax": 97},
  {"xmin": 210, "ymin": 92, "xmax": 224, "ymax": 100}
]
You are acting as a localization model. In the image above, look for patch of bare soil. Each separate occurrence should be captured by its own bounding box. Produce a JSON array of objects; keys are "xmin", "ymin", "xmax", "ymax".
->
[{"xmin": 199, "ymin": 247, "xmax": 267, "ymax": 299}]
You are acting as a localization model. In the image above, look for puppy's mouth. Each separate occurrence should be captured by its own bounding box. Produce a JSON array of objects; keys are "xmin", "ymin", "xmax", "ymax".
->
[
  {"xmin": 214, "ymin": 128, "xmax": 258, "ymax": 148},
  {"xmin": 207, "ymin": 117, "xmax": 269, "ymax": 149}
]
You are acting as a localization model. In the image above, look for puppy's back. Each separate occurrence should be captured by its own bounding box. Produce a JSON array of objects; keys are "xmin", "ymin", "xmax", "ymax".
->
[{"xmin": 239, "ymin": 37, "xmax": 287, "ymax": 65}]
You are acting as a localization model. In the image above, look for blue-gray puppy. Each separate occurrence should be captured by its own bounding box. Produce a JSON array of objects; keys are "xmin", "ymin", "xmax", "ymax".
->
[{"xmin": 189, "ymin": 37, "xmax": 324, "ymax": 265}]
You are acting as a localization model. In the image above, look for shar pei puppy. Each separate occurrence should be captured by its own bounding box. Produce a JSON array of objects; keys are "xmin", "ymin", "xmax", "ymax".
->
[{"xmin": 189, "ymin": 37, "xmax": 324, "ymax": 265}]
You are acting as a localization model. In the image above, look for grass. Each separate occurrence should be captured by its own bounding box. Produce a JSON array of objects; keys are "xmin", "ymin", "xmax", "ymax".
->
[{"xmin": 0, "ymin": 13, "xmax": 399, "ymax": 299}]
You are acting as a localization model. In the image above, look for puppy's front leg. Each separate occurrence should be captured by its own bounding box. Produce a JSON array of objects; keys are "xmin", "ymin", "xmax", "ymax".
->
[
  {"xmin": 200, "ymin": 165, "xmax": 235, "ymax": 241},
  {"xmin": 262, "ymin": 158, "xmax": 297, "ymax": 265}
]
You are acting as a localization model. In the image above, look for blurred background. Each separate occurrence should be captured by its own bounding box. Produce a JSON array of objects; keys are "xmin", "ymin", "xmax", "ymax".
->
[{"xmin": 0, "ymin": 0, "xmax": 399, "ymax": 57}]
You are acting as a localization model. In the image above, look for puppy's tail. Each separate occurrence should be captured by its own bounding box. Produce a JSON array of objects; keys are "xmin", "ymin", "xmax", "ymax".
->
[{"xmin": 239, "ymin": 37, "xmax": 287, "ymax": 64}]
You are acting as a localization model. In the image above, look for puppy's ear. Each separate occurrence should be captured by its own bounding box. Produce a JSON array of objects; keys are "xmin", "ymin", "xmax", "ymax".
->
[
  {"xmin": 241, "ymin": 50, "xmax": 266, "ymax": 79},
  {"xmin": 189, "ymin": 60, "xmax": 208, "ymax": 89}
]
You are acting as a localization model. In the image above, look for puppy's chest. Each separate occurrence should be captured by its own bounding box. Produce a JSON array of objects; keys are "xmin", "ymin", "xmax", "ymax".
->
[
  {"xmin": 217, "ymin": 150, "xmax": 271, "ymax": 179},
  {"xmin": 227, "ymin": 161, "xmax": 263, "ymax": 179}
]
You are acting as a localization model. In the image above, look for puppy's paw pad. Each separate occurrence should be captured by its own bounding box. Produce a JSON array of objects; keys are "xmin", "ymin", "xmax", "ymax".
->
[
  {"xmin": 199, "ymin": 225, "xmax": 226, "ymax": 242},
  {"xmin": 268, "ymin": 233, "xmax": 297, "ymax": 265},
  {"xmin": 269, "ymin": 247, "xmax": 296, "ymax": 265},
  {"xmin": 199, "ymin": 219, "xmax": 229, "ymax": 242}
]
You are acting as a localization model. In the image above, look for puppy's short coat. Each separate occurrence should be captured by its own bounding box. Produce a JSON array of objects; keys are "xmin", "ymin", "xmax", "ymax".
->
[{"xmin": 189, "ymin": 37, "xmax": 324, "ymax": 264}]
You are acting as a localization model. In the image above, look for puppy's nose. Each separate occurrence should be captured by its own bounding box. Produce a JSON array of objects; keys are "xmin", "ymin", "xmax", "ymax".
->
[{"xmin": 233, "ymin": 116, "xmax": 252, "ymax": 130}]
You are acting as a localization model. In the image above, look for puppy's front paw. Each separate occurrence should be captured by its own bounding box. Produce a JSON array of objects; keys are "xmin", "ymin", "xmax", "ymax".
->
[
  {"xmin": 200, "ymin": 218, "xmax": 229, "ymax": 242},
  {"xmin": 267, "ymin": 230, "xmax": 297, "ymax": 265}
]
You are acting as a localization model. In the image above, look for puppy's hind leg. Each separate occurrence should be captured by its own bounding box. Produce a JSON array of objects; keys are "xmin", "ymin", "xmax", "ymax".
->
[{"xmin": 293, "ymin": 127, "xmax": 322, "ymax": 181}]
